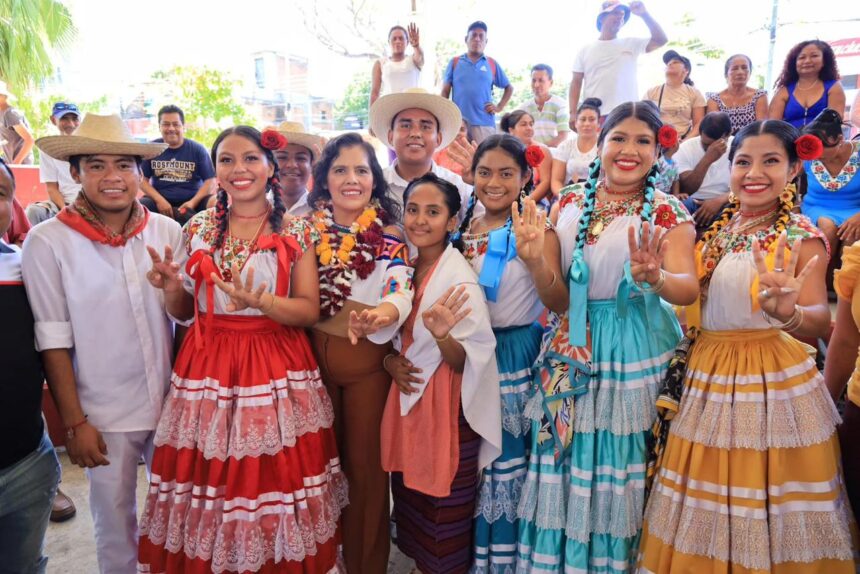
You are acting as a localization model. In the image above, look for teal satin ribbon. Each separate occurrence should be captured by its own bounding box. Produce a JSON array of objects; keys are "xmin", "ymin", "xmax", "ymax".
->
[
  {"xmin": 478, "ymin": 224, "xmax": 517, "ymax": 302},
  {"xmin": 567, "ymin": 250, "xmax": 589, "ymax": 346},
  {"xmin": 618, "ymin": 261, "xmax": 666, "ymax": 331}
]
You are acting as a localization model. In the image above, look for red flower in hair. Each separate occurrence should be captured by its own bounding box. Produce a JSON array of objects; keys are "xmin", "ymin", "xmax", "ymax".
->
[
  {"xmin": 525, "ymin": 145, "xmax": 545, "ymax": 168},
  {"xmin": 795, "ymin": 134, "xmax": 824, "ymax": 161},
  {"xmin": 657, "ymin": 125, "xmax": 678, "ymax": 149},
  {"xmin": 261, "ymin": 129, "xmax": 288, "ymax": 151}
]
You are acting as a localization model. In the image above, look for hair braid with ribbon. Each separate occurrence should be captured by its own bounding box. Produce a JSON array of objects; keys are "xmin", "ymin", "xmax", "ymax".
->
[
  {"xmin": 573, "ymin": 158, "xmax": 602, "ymax": 254},
  {"xmin": 451, "ymin": 191, "xmax": 477, "ymax": 252},
  {"xmin": 212, "ymin": 187, "xmax": 230, "ymax": 251},
  {"xmin": 268, "ymin": 174, "xmax": 286, "ymax": 234}
]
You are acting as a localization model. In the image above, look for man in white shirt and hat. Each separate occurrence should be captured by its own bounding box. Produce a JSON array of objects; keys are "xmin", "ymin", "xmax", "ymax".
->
[
  {"xmin": 22, "ymin": 114, "xmax": 181, "ymax": 573},
  {"xmin": 369, "ymin": 87, "xmax": 474, "ymax": 220},
  {"xmin": 569, "ymin": 1, "xmax": 667, "ymax": 125},
  {"xmin": 272, "ymin": 121, "xmax": 324, "ymax": 217}
]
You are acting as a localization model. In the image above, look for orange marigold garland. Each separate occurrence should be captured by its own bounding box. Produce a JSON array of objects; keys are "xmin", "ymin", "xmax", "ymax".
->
[{"xmin": 312, "ymin": 201, "xmax": 385, "ymax": 316}]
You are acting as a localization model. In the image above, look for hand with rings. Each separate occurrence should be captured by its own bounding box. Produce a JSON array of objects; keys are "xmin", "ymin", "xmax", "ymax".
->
[
  {"xmin": 752, "ymin": 231, "xmax": 819, "ymax": 321},
  {"xmin": 146, "ymin": 245, "xmax": 184, "ymax": 293}
]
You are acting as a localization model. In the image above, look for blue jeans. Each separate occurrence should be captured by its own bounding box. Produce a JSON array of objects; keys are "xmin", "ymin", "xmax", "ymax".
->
[{"xmin": 0, "ymin": 431, "xmax": 61, "ymax": 574}]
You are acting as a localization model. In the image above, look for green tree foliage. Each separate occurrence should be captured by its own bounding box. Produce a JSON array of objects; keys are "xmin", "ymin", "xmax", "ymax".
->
[
  {"xmin": 0, "ymin": 0, "xmax": 76, "ymax": 89},
  {"xmin": 334, "ymin": 72, "xmax": 371, "ymax": 130},
  {"xmin": 151, "ymin": 66, "xmax": 253, "ymax": 148},
  {"xmin": 668, "ymin": 13, "xmax": 725, "ymax": 61},
  {"xmin": 16, "ymin": 92, "xmax": 107, "ymax": 162}
]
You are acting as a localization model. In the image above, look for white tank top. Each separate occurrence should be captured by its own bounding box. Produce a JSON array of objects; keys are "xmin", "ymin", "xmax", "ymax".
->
[{"xmin": 380, "ymin": 56, "xmax": 421, "ymax": 95}]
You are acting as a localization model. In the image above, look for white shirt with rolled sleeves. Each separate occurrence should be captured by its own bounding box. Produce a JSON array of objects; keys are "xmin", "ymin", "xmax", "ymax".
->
[
  {"xmin": 674, "ymin": 135, "xmax": 733, "ymax": 201},
  {"xmin": 21, "ymin": 213, "xmax": 182, "ymax": 432}
]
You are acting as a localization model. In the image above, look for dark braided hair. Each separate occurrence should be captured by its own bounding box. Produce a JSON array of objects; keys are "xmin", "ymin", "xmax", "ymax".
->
[
  {"xmin": 698, "ymin": 120, "xmax": 803, "ymax": 292},
  {"xmin": 572, "ymin": 101, "xmax": 663, "ymax": 257},
  {"xmin": 452, "ymin": 134, "xmax": 534, "ymax": 252},
  {"xmin": 209, "ymin": 125, "xmax": 285, "ymax": 250}
]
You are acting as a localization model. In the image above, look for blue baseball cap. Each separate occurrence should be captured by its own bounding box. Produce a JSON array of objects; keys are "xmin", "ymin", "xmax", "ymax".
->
[{"xmin": 51, "ymin": 102, "xmax": 81, "ymax": 121}]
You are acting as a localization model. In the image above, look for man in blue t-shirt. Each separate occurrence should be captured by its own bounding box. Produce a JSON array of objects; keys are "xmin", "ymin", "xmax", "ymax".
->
[
  {"xmin": 441, "ymin": 21, "xmax": 512, "ymax": 144},
  {"xmin": 140, "ymin": 105, "xmax": 216, "ymax": 223}
]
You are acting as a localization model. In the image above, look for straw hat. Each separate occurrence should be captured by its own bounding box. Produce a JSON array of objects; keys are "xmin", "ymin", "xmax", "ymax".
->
[
  {"xmin": 369, "ymin": 88, "xmax": 462, "ymax": 151},
  {"xmin": 275, "ymin": 121, "xmax": 325, "ymax": 161},
  {"xmin": 36, "ymin": 113, "xmax": 168, "ymax": 161}
]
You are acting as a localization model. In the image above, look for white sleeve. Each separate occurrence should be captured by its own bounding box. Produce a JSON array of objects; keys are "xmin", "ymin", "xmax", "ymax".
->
[
  {"xmin": 673, "ymin": 141, "xmax": 697, "ymax": 173},
  {"xmin": 21, "ymin": 232, "xmax": 73, "ymax": 350},
  {"xmin": 39, "ymin": 156, "xmax": 59, "ymax": 184},
  {"xmin": 628, "ymin": 37, "xmax": 650, "ymax": 55},
  {"xmin": 572, "ymin": 46, "xmax": 587, "ymax": 74}
]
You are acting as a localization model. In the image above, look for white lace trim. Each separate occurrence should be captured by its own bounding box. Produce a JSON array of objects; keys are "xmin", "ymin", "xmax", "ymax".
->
[
  {"xmin": 565, "ymin": 478, "xmax": 645, "ymax": 542},
  {"xmin": 139, "ymin": 466, "xmax": 348, "ymax": 574},
  {"xmin": 154, "ymin": 373, "xmax": 335, "ymax": 460},
  {"xmin": 474, "ymin": 467, "xmax": 526, "ymax": 524},
  {"xmin": 572, "ymin": 375, "xmax": 660, "ymax": 435}
]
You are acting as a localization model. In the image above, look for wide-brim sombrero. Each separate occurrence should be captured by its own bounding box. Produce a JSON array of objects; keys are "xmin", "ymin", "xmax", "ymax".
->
[
  {"xmin": 36, "ymin": 113, "xmax": 168, "ymax": 161},
  {"xmin": 274, "ymin": 121, "xmax": 325, "ymax": 161},
  {"xmin": 369, "ymin": 88, "xmax": 462, "ymax": 151}
]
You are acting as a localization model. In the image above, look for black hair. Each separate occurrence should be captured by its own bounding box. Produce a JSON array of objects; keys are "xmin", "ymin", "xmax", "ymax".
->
[
  {"xmin": 309, "ymin": 132, "xmax": 400, "ymax": 224},
  {"xmin": 0, "ymin": 157, "xmax": 15, "ymax": 189},
  {"xmin": 403, "ymin": 172, "xmax": 462, "ymax": 220},
  {"xmin": 774, "ymin": 40, "xmax": 840, "ymax": 89},
  {"xmin": 157, "ymin": 105, "xmax": 185, "ymax": 125},
  {"xmin": 68, "ymin": 155, "xmax": 144, "ymax": 172},
  {"xmin": 724, "ymin": 54, "xmax": 753, "ymax": 77},
  {"xmin": 531, "ymin": 63, "xmax": 554, "ymax": 80},
  {"xmin": 467, "ymin": 20, "xmax": 487, "ymax": 34},
  {"xmin": 453, "ymin": 133, "xmax": 532, "ymax": 251},
  {"xmin": 577, "ymin": 97, "xmax": 603, "ymax": 118},
  {"xmin": 499, "ymin": 110, "xmax": 532, "ymax": 134},
  {"xmin": 209, "ymin": 126, "xmax": 287, "ymax": 251},
  {"xmin": 388, "ymin": 25, "xmax": 408, "ymax": 39},
  {"xmin": 802, "ymin": 108, "xmax": 845, "ymax": 147},
  {"xmin": 700, "ymin": 112, "xmax": 732, "ymax": 140},
  {"xmin": 597, "ymin": 100, "xmax": 662, "ymax": 147},
  {"xmin": 389, "ymin": 108, "xmax": 440, "ymax": 132}
]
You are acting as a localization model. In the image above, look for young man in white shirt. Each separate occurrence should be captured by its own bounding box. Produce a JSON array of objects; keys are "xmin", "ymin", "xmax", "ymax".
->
[
  {"xmin": 675, "ymin": 111, "xmax": 733, "ymax": 228},
  {"xmin": 27, "ymin": 102, "xmax": 83, "ymax": 225},
  {"xmin": 569, "ymin": 0, "xmax": 667, "ymax": 125},
  {"xmin": 22, "ymin": 114, "xmax": 181, "ymax": 573},
  {"xmin": 369, "ymin": 88, "xmax": 474, "ymax": 220}
]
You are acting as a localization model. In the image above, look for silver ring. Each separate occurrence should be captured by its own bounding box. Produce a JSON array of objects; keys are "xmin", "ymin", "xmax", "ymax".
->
[
  {"xmin": 773, "ymin": 267, "xmax": 785, "ymax": 273},
  {"xmin": 759, "ymin": 288, "xmax": 770, "ymax": 299}
]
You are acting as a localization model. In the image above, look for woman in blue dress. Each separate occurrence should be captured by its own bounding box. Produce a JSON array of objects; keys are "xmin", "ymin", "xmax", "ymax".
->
[
  {"xmin": 516, "ymin": 101, "xmax": 699, "ymax": 573},
  {"xmin": 769, "ymin": 40, "xmax": 845, "ymax": 128},
  {"xmin": 801, "ymin": 108, "xmax": 860, "ymax": 256}
]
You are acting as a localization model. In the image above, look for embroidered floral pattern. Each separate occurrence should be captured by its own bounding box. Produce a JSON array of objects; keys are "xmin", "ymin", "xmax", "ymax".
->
[
  {"xmin": 708, "ymin": 213, "xmax": 826, "ymax": 256},
  {"xmin": 462, "ymin": 218, "xmax": 554, "ymax": 263},
  {"xmin": 183, "ymin": 210, "xmax": 318, "ymax": 280},
  {"xmin": 809, "ymin": 141, "xmax": 860, "ymax": 192}
]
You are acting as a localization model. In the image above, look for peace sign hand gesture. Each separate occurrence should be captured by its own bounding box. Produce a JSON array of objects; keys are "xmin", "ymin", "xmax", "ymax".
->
[
  {"xmin": 512, "ymin": 198, "xmax": 546, "ymax": 267},
  {"xmin": 146, "ymin": 245, "xmax": 184, "ymax": 293},
  {"xmin": 752, "ymin": 231, "xmax": 818, "ymax": 321},
  {"xmin": 628, "ymin": 222, "xmax": 667, "ymax": 285},
  {"xmin": 211, "ymin": 264, "xmax": 270, "ymax": 312},
  {"xmin": 422, "ymin": 285, "xmax": 471, "ymax": 340}
]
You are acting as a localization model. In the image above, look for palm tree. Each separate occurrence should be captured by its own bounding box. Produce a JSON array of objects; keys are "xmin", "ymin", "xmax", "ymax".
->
[{"xmin": 0, "ymin": 0, "xmax": 76, "ymax": 90}]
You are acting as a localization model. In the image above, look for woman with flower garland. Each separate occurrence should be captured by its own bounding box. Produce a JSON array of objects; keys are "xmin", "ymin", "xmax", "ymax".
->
[
  {"xmin": 379, "ymin": 173, "xmax": 502, "ymax": 574},
  {"xmin": 638, "ymin": 120, "xmax": 856, "ymax": 573},
  {"xmin": 516, "ymin": 101, "xmax": 699, "ymax": 573},
  {"xmin": 307, "ymin": 132, "xmax": 413, "ymax": 574},
  {"xmin": 500, "ymin": 111, "xmax": 553, "ymax": 203},
  {"xmin": 449, "ymin": 134, "xmax": 569, "ymax": 572},
  {"xmin": 138, "ymin": 126, "xmax": 347, "ymax": 573}
]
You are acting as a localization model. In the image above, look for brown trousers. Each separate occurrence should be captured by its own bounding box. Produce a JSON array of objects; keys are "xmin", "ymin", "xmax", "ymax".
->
[{"xmin": 311, "ymin": 330, "xmax": 392, "ymax": 574}]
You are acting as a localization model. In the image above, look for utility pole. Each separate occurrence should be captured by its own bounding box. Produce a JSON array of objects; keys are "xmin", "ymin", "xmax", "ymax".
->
[{"xmin": 766, "ymin": 0, "xmax": 779, "ymax": 90}]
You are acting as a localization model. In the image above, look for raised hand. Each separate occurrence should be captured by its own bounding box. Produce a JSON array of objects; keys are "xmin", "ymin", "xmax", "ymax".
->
[
  {"xmin": 408, "ymin": 22, "xmax": 420, "ymax": 47},
  {"xmin": 384, "ymin": 354, "xmax": 424, "ymax": 394},
  {"xmin": 628, "ymin": 222, "xmax": 667, "ymax": 285},
  {"xmin": 211, "ymin": 264, "xmax": 270, "ymax": 312},
  {"xmin": 752, "ymin": 231, "xmax": 818, "ymax": 321},
  {"xmin": 447, "ymin": 138, "xmax": 478, "ymax": 182},
  {"xmin": 512, "ymin": 197, "xmax": 546, "ymax": 266},
  {"xmin": 347, "ymin": 308, "xmax": 395, "ymax": 345},
  {"xmin": 147, "ymin": 245, "xmax": 184, "ymax": 293},
  {"xmin": 629, "ymin": 1, "xmax": 648, "ymax": 16},
  {"xmin": 422, "ymin": 285, "xmax": 471, "ymax": 340}
]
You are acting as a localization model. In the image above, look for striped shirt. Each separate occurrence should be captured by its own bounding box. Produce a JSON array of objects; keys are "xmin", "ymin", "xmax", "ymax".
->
[{"xmin": 520, "ymin": 95, "xmax": 570, "ymax": 145}]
